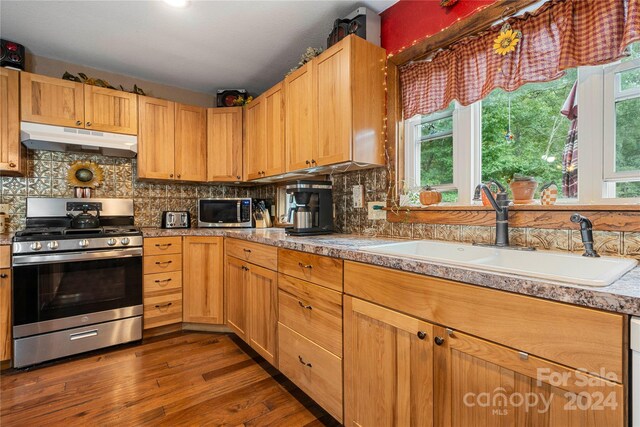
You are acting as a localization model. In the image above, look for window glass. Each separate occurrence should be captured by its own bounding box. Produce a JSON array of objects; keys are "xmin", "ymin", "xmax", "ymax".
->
[
  {"xmin": 614, "ymin": 97, "xmax": 640, "ymax": 173},
  {"xmin": 616, "ymin": 182, "xmax": 640, "ymax": 198},
  {"xmin": 416, "ymin": 103, "xmax": 455, "ymax": 188},
  {"xmin": 481, "ymin": 69, "xmax": 578, "ymax": 199}
]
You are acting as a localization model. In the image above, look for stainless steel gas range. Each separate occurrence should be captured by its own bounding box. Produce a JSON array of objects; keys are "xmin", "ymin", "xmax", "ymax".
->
[{"xmin": 11, "ymin": 198, "xmax": 143, "ymax": 368}]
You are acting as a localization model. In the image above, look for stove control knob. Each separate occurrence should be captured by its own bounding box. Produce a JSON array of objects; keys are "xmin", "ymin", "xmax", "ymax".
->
[
  {"xmin": 121, "ymin": 237, "xmax": 130, "ymax": 246},
  {"xmin": 107, "ymin": 238, "xmax": 117, "ymax": 246},
  {"xmin": 30, "ymin": 242, "xmax": 42, "ymax": 251},
  {"xmin": 79, "ymin": 239, "xmax": 89, "ymax": 248},
  {"xmin": 47, "ymin": 241, "xmax": 59, "ymax": 250}
]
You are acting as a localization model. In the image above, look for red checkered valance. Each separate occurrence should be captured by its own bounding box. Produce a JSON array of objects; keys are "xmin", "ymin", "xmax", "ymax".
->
[{"xmin": 400, "ymin": 0, "xmax": 640, "ymax": 118}]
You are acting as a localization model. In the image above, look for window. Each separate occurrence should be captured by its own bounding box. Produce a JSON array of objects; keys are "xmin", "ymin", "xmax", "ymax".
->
[{"xmin": 403, "ymin": 42, "xmax": 640, "ymax": 205}]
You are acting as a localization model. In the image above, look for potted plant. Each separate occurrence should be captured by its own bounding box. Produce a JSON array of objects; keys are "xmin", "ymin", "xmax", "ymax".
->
[{"xmin": 509, "ymin": 173, "xmax": 538, "ymax": 204}]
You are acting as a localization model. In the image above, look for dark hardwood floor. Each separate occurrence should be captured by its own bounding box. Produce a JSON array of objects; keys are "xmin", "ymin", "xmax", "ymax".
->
[{"xmin": 0, "ymin": 332, "xmax": 340, "ymax": 426}]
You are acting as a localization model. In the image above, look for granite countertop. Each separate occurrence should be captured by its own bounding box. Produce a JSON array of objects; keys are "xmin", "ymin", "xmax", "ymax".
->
[
  {"xmin": 0, "ymin": 233, "xmax": 13, "ymax": 246},
  {"xmin": 142, "ymin": 227, "xmax": 640, "ymax": 317}
]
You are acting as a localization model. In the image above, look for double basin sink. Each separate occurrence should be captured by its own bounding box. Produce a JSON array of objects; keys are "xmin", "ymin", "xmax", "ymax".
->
[{"xmin": 359, "ymin": 240, "xmax": 637, "ymax": 287}]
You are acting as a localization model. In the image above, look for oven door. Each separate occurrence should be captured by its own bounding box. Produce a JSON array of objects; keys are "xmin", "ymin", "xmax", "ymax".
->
[
  {"xmin": 198, "ymin": 199, "xmax": 252, "ymax": 227},
  {"xmin": 12, "ymin": 247, "xmax": 143, "ymax": 337}
]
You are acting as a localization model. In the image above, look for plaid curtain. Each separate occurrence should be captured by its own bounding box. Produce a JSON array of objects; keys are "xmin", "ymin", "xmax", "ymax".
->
[{"xmin": 400, "ymin": 0, "xmax": 640, "ymax": 118}]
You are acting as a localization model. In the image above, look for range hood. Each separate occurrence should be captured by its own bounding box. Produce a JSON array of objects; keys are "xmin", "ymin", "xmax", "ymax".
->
[{"xmin": 20, "ymin": 122, "xmax": 137, "ymax": 158}]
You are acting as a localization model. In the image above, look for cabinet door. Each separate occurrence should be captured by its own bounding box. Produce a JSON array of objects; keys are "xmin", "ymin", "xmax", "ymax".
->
[
  {"xmin": 247, "ymin": 263, "xmax": 278, "ymax": 366},
  {"xmin": 84, "ymin": 85, "xmax": 138, "ymax": 134},
  {"xmin": 207, "ymin": 107, "xmax": 243, "ymax": 182},
  {"xmin": 0, "ymin": 68, "xmax": 24, "ymax": 175},
  {"xmin": 244, "ymin": 96, "xmax": 264, "ymax": 180},
  {"xmin": 175, "ymin": 103, "xmax": 207, "ymax": 182},
  {"xmin": 20, "ymin": 72, "xmax": 84, "ymax": 127},
  {"xmin": 0, "ymin": 269, "xmax": 10, "ymax": 361},
  {"xmin": 226, "ymin": 256, "xmax": 248, "ymax": 340},
  {"xmin": 183, "ymin": 237, "xmax": 224, "ymax": 324},
  {"xmin": 137, "ymin": 96, "xmax": 175, "ymax": 180},
  {"xmin": 263, "ymin": 82, "xmax": 285, "ymax": 177},
  {"xmin": 434, "ymin": 326, "xmax": 625, "ymax": 427},
  {"xmin": 315, "ymin": 40, "xmax": 351, "ymax": 167},
  {"xmin": 344, "ymin": 296, "xmax": 434, "ymax": 427},
  {"xmin": 284, "ymin": 62, "xmax": 316, "ymax": 172}
]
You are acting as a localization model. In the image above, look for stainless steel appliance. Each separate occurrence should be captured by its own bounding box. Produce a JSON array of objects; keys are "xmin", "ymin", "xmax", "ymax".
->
[
  {"xmin": 11, "ymin": 198, "xmax": 142, "ymax": 368},
  {"xmin": 161, "ymin": 211, "xmax": 190, "ymax": 229},
  {"xmin": 198, "ymin": 198, "xmax": 253, "ymax": 228},
  {"xmin": 285, "ymin": 180, "xmax": 333, "ymax": 236}
]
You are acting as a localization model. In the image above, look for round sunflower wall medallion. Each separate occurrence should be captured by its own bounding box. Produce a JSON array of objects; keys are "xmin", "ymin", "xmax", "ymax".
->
[{"xmin": 67, "ymin": 161, "xmax": 104, "ymax": 198}]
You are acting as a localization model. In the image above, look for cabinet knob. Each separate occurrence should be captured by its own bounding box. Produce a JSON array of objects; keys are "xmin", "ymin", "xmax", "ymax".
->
[
  {"xmin": 0, "ymin": 274, "xmax": 7, "ymax": 279},
  {"xmin": 237, "ymin": 175, "xmax": 241, "ymax": 180},
  {"xmin": 311, "ymin": 159, "xmax": 316, "ymax": 165},
  {"xmin": 8, "ymin": 161, "xmax": 16, "ymax": 168},
  {"xmin": 76, "ymin": 120, "xmax": 82, "ymax": 126},
  {"xmin": 305, "ymin": 160, "xmax": 310, "ymax": 165},
  {"xmin": 177, "ymin": 174, "xmax": 181, "ymax": 179},
  {"xmin": 86, "ymin": 122, "xmax": 92, "ymax": 126},
  {"xmin": 169, "ymin": 174, "xmax": 174, "ymax": 178},
  {"xmin": 434, "ymin": 336, "xmax": 445, "ymax": 346},
  {"xmin": 417, "ymin": 331, "xmax": 427, "ymax": 340}
]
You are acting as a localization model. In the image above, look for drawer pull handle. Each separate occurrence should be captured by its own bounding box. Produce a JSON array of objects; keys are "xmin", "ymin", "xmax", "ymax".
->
[
  {"xmin": 417, "ymin": 331, "xmax": 427, "ymax": 340},
  {"xmin": 518, "ymin": 351, "xmax": 529, "ymax": 361},
  {"xmin": 155, "ymin": 278, "xmax": 172, "ymax": 285},
  {"xmin": 0, "ymin": 274, "xmax": 7, "ymax": 279},
  {"xmin": 434, "ymin": 336, "xmax": 445, "ymax": 346},
  {"xmin": 298, "ymin": 301, "xmax": 313, "ymax": 310},
  {"xmin": 155, "ymin": 261, "xmax": 172, "ymax": 265},
  {"xmin": 298, "ymin": 355, "xmax": 312, "ymax": 368},
  {"xmin": 70, "ymin": 329, "xmax": 98, "ymax": 341},
  {"xmin": 155, "ymin": 302, "xmax": 173, "ymax": 309},
  {"xmin": 155, "ymin": 243, "xmax": 172, "ymax": 249},
  {"xmin": 298, "ymin": 262, "xmax": 313, "ymax": 269},
  {"xmin": 243, "ymin": 249, "xmax": 252, "ymax": 253},
  {"xmin": 241, "ymin": 265, "xmax": 250, "ymax": 271}
]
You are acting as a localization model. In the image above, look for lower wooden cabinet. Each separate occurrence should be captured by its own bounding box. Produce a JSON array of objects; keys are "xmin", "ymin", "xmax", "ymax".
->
[
  {"xmin": 143, "ymin": 237, "xmax": 183, "ymax": 329},
  {"xmin": 226, "ymin": 256, "xmax": 248, "ymax": 340},
  {"xmin": 344, "ymin": 296, "xmax": 434, "ymax": 427},
  {"xmin": 0, "ymin": 268, "xmax": 11, "ymax": 362},
  {"xmin": 182, "ymin": 236, "xmax": 224, "ymax": 324}
]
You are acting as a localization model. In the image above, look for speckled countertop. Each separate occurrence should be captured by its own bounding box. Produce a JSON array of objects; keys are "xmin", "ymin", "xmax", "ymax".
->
[{"xmin": 142, "ymin": 227, "xmax": 640, "ymax": 317}]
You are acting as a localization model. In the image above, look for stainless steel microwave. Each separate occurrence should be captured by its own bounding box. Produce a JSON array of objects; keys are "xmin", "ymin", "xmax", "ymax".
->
[{"xmin": 197, "ymin": 198, "xmax": 253, "ymax": 228}]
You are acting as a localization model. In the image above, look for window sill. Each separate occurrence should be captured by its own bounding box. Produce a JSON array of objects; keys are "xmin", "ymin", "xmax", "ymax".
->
[{"xmin": 385, "ymin": 204, "xmax": 640, "ymax": 232}]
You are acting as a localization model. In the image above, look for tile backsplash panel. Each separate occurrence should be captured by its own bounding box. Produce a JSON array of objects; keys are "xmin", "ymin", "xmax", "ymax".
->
[{"xmin": 0, "ymin": 150, "xmax": 275, "ymax": 232}]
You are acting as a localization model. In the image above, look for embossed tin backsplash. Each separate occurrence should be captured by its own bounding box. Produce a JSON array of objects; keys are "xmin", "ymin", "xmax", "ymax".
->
[{"xmin": 0, "ymin": 150, "xmax": 275, "ymax": 232}]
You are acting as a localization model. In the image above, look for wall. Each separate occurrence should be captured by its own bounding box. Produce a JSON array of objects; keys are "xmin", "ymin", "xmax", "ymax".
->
[
  {"xmin": 380, "ymin": 0, "xmax": 496, "ymax": 54},
  {"xmin": 0, "ymin": 150, "xmax": 274, "ymax": 232},
  {"xmin": 26, "ymin": 54, "xmax": 216, "ymax": 108}
]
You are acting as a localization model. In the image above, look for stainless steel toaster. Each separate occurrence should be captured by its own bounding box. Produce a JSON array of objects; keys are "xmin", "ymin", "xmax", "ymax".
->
[{"xmin": 161, "ymin": 211, "xmax": 190, "ymax": 229}]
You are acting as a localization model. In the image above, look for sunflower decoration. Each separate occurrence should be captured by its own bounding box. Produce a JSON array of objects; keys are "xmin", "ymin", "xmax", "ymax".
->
[
  {"xmin": 493, "ymin": 23, "xmax": 522, "ymax": 56},
  {"xmin": 67, "ymin": 161, "xmax": 104, "ymax": 188}
]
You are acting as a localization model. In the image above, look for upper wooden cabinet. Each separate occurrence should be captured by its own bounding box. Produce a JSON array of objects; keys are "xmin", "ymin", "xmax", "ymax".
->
[
  {"xmin": 137, "ymin": 97, "xmax": 207, "ymax": 182},
  {"xmin": 0, "ymin": 68, "xmax": 25, "ymax": 175},
  {"xmin": 285, "ymin": 35, "xmax": 386, "ymax": 172},
  {"xmin": 137, "ymin": 96, "xmax": 175, "ymax": 180},
  {"xmin": 244, "ymin": 82, "xmax": 285, "ymax": 181},
  {"xmin": 21, "ymin": 72, "xmax": 84, "ymax": 128},
  {"xmin": 175, "ymin": 103, "xmax": 207, "ymax": 182},
  {"xmin": 182, "ymin": 237, "xmax": 224, "ymax": 325},
  {"xmin": 207, "ymin": 107, "xmax": 243, "ymax": 182},
  {"xmin": 21, "ymin": 72, "xmax": 137, "ymax": 135},
  {"xmin": 84, "ymin": 85, "xmax": 138, "ymax": 134}
]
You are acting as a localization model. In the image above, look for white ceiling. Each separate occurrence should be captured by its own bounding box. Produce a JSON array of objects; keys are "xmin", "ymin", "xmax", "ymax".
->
[{"xmin": 0, "ymin": 0, "xmax": 396, "ymax": 95}]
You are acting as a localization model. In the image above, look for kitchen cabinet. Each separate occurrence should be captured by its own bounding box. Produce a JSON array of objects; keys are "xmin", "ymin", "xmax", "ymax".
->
[
  {"xmin": 225, "ymin": 239, "xmax": 278, "ymax": 366},
  {"xmin": 207, "ymin": 107, "xmax": 243, "ymax": 182},
  {"xmin": 182, "ymin": 236, "xmax": 224, "ymax": 324},
  {"xmin": 175, "ymin": 103, "xmax": 207, "ymax": 182},
  {"xmin": 284, "ymin": 35, "xmax": 386, "ymax": 172},
  {"xmin": 344, "ymin": 296, "xmax": 433, "ymax": 427},
  {"xmin": 142, "ymin": 237, "xmax": 183, "ymax": 330},
  {"xmin": 1, "ymin": 68, "xmax": 25, "ymax": 175},
  {"xmin": 84, "ymin": 85, "xmax": 138, "ymax": 134},
  {"xmin": 137, "ymin": 97, "xmax": 207, "ymax": 182},
  {"xmin": 0, "ymin": 268, "xmax": 11, "ymax": 362},
  {"xmin": 244, "ymin": 82, "xmax": 285, "ymax": 181},
  {"xmin": 21, "ymin": 72, "xmax": 137, "ymax": 135}
]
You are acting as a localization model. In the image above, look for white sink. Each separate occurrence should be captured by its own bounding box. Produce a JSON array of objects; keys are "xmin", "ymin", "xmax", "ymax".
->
[{"xmin": 360, "ymin": 240, "xmax": 637, "ymax": 287}]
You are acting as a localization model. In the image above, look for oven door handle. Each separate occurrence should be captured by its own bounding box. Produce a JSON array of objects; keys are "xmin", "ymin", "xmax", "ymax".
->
[{"xmin": 12, "ymin": 248, "xmax": 143, "ymax": 266}]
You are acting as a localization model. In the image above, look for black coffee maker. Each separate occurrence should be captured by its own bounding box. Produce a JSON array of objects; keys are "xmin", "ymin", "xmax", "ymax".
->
[{"xmin": 285, "ymin": 180, "xmax": 333, "ymax": 236}]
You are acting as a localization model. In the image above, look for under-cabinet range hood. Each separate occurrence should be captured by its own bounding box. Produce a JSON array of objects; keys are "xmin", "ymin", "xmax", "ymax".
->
[{"xmin": 20, "ymin": 122, "xmax": 137, "ymax": 158}]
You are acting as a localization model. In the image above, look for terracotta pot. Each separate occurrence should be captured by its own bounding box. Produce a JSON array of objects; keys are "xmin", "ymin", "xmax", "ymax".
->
[{"xmin": 509, "ymin": 179, "xmax": 538, "ymax": 204}]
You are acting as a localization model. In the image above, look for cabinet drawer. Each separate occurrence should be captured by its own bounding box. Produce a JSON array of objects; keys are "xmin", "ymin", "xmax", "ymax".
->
[
  {"xmin": 344, "ymin": 261, "xmax": 626, "ymax": 380},
  {"xmin": 144, "ymin": 271, "xmax": 182, "ymax": 295},
  {"xmin": 143, "ymin": 291, "xmax": 182, "ymax": 329},
  {"xmin": 278, "ymin": 249, "xmax": 343, "ymax": 292},
  {"xmin": 144, "ymin": 237, "xmax": 182, "ymax": 256},
  {"xmin": 0, "ymin": 246, "xmax": 9, "ymax": 269},
  {"xmin": 225, "ymin": 238, "xmax": 277, "ymax": 270},
  {"xmin": 278, "ymin": 273, "xmax": 342, "ymax": 356},
  {"xmin": 278, "ymin": 323, "xmax": 343, "ymax": 422},
  {"xmin": 144, "ymin": 253, "xmax": 182, "ymax": 274}
]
